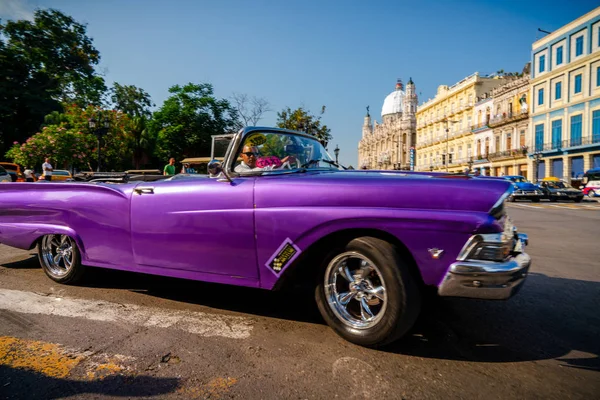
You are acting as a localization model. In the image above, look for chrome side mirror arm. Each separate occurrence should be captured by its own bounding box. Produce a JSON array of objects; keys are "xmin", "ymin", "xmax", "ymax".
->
[{"xmin": 208, "ymin": 159, "xmax": 233, "ymax": 183}]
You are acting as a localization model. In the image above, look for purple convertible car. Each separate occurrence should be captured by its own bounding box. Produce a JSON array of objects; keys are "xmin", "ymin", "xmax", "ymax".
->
[{"xmin": 0, "ymin": 127, "xmax": 530, "ymax": 347}]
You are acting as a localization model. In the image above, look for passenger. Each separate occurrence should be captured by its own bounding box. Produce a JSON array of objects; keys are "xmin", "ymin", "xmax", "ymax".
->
[{"xmin": 235, "ymin": 145, "xmax": 297, "ymax": 173}]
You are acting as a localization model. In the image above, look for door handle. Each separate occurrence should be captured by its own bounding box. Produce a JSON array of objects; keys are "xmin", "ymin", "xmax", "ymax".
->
[{"xmin": 134, "ymin": 187, "xmax": 154, "ymax": 195}]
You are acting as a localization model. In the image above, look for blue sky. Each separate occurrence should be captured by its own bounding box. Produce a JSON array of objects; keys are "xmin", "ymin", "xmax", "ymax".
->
[{"xmin": 1, "ymin": 0, "xmax": 599, "ymax": 167}]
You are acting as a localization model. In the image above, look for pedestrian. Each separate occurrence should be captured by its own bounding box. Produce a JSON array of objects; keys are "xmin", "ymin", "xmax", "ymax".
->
[
  {"xmin": 163, "ymin": 157, "xmax": 176, "ymax": 176},
  {"xmin": 181, "ymin": 163, "xmax": 196, "ymax": 174},
  {"xmin": 42, "ymin": 158, "xmax": 53, "ymax": 181},
  {"xmin": 23, "ymin": 167, "xmax": 36, "ymax": 182}
]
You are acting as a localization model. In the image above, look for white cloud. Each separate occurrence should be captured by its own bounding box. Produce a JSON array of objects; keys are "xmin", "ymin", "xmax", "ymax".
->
[{"xmin": 0, "ymin": 0, "xmax": 35, "ymax": 21}]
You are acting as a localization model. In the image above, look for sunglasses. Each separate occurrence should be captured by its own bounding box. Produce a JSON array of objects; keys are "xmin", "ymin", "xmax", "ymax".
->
[{"xmin": 242, "ymin": 152, "xmax": 258, "ymax": 157}]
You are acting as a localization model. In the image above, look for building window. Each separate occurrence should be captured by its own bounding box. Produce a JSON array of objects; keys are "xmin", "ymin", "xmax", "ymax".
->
[
  {"xmin": 593, "ymin": 110, "xmax": 600, "ymax": 143},
  {"xmin": 495, "ymin": 136, "xmax": 500, "ymax": 152},
  {"xmin": 506, "ymin": 133, "xmax": 512, "ymax": 150},
  {"xmin": 538, "ymin": 88, "xmax": 544, "ymax": 105},
  {"xmin": 575, "ymin": 36, "xmax": 584, "ymax": 56},
  {"xmin": 556, "ymin": 46, "xmax": 563, "ymax": 65},
  {"xmin": 555, "ymin": 82, "xmax": 562, "ymax": 100},
  {"xmin": 520, "ymin": 130, "xmax": 526, "ymax": 147},
  {"xmin": 597, "ymin": 66, "xmax": 600, "ymax": 87},
  {"xmin": 551, "ymin": 120, "xmax": 562, "ymax": 149},
  {"xmin": 535, "ymin": 124, "xmax": 544, "ymax": 151},
  {"xmin": 539, "ymin": 55, "xmax": 545, "ymax": 73},
  {"xmin": 570, "ymin": 115, "xmax": 582, "ymax": 146},
  {"xmin": 574, "ymin": 74, "xmax": 582, "ymax": 94}
]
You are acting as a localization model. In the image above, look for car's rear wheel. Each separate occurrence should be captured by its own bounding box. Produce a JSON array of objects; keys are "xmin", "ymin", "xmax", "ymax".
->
[
  {"xmin": 38, "ymin": 234, "xmax": 86, "ymax": 284},
  {"xmin": 315, "ymin": 237, "xmax": 421, "ymax": 347},
  {"xmin": 532, "ymin": 198, "xmax": 540, "ymax": 202},
  {"xmin": 575, "ymin": 197, "xmax": 583, "ymax": 203}
]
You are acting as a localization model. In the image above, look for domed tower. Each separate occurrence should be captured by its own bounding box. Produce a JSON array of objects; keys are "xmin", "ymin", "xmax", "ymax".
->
[
  {"xmin": 362, "ymin": 106, "xmax": 372, "ymax": 138},
  {"xmin": 403, "ymin": 77, "xmax": 418, "ymax": 118},
  {"xmin": 381, "ymin": 79, "xmax": 405, "ymax": 123}
]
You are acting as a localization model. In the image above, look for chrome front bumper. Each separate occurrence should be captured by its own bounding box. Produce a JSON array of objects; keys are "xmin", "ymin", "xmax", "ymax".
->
[{"xmin": 438, "ymin": 233, "xmax": 531, "ymax": 300}]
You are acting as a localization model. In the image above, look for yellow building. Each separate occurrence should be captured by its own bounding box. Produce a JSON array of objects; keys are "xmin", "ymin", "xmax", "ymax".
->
[
  {"xmin": 528, "ymin": 6, "xmax": 600, "ymax": 182},
  {"xmin": 487, "ymin": 73, "xmax": 531, "ymax": 177},
  {"xmin": 415, "ymin": 73, "xmax": 509, "ymax": 173}
]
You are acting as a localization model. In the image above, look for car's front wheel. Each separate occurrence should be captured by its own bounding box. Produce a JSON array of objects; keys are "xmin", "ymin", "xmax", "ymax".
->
[
  {"xmin": 588, "ymin": 189, "xmax": 596, "ymax": 198},
  {"xmin": 38, "ymin": 234, "xmax": 86, "ymax": 284},
  {"xmin": 315, "ymin": 237, "xmax": 421, "ymax": 347}
]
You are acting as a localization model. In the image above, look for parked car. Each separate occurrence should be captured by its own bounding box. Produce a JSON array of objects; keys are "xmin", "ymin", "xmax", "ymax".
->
[
  {"xmin": 0, "ymin": 162, "xmax": 25, "ymax": 182},
  {"xmin": 503, "ymin": 175, "xmax": 544, "ymax": 202},
  {"xmin": 537, "ymin": 177, "xmax": 584, "ymax": 202},
  {"xmin": 580, "ymin": 167, "xmax": 600, "ymax": 198},
  {"xmin": 51, "ymin": 170, "xmax": 74, "ymax": 181},
  {"xmin": 0, "ymin": 165, "xmax": 12, "ymax": 183},
  {"xmin": 0, "ymin": 127, "xmax": 531, "ymax": 347}
]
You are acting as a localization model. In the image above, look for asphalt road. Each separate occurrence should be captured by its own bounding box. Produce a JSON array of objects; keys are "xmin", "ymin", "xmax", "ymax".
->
[{"xmin": 0, "ymin": 203, "xmax": 599, "ymax": 399}]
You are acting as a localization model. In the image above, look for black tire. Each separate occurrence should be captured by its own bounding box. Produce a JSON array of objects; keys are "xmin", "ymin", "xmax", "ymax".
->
[
  {"xmin": 532, "ymin": 198, "xmax": 540, "ymax": 202},
  {"xmin": 508, "ymin": 195, "xmax": 516, "ymax": 202},
  {"xmin": 574, "ymin": 197, "xmax": 583, "ymax": 203},
  {"xmin": 315, "ymin": 237, "xmax": 421, "ymax": 347},
  {"xmin": 37, "ymin": 234, "xmax": 86, "ymax": 284},
  {"xmin": 550, "ymin": 197, "xmax": 558, "ymax": 202}
]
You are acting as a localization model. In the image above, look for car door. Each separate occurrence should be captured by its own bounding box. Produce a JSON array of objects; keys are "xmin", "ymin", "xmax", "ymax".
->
[{"xmin": 130, "ymin": 176, "xmax": 258, "ymax": 279}]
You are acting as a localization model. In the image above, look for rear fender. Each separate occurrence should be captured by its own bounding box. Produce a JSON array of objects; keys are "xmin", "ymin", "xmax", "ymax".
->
[{"xmin": 0, "ymin": 223, "xmax": 85, "ymax": 257}]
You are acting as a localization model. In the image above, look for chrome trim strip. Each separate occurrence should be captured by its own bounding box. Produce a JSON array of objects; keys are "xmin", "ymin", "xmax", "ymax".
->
[{"xmin": 489, "ymin": 186, "xmax": 513, "ymax": 218}]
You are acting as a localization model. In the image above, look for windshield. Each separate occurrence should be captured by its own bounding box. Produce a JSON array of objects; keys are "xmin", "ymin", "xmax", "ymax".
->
[
  {"xmin": 232, "ymin": 131, "xmax": 340, "ymax": 175},
  {"xmin": 541, "ymin": 181, "xmax": 567, "ymax": 189},
  {"xmin": 508, "ymin": 176, "xmax": 527, "ymax": 183}
]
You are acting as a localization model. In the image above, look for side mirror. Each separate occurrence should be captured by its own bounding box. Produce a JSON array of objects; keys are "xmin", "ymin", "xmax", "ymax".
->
[{"xmin": 207, "ymin": 160, "xmax": 222, "ymax": 177}]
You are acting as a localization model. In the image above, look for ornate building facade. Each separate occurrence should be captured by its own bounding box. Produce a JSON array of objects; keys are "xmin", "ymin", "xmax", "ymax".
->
[
  {"xmin": 358, "ymin": 79, "xmax": 418, "ymax": 170},
  {"xmin": 529, "ymin": 7, "xmax": 600, "ymax": 182},
  {"xmin": 487, "ymin": 73, "xmax": 530, "ymax": 177},
  {"xmin": 415, "ymin": 72, "xmax": 509, "ymax": 173}
]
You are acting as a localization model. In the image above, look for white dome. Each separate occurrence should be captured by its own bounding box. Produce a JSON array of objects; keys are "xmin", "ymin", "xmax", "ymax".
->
[{"xmin": 381, "ymin": 89, "xmax": 405, "ymax": 116}]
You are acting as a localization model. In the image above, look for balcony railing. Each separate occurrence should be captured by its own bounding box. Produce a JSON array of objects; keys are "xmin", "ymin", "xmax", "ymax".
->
[
  {"xmin": 486, "ymin": 149, "xmax": 528, "ymax": 160},
  {"xmin": 488, "ymin": 111, "xmax": 529, "ymax": 128},
  {"xmin": 471, "ymin": 122, "xmax": 490, "ymax": 131},
  {"xmin": 534, "ymin": 136, "xmax": 600, "ymax": 152}
]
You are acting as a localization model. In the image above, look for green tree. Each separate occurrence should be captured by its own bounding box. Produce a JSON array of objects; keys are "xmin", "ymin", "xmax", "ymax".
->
[
  {"xmin": 0, "ymin": 9, "xmax": 106, "ymax": 156},
  {"xmin": 109, "ymin": 82, "xmax": 156, "ymax": 168},
  {"xmin": 110, "ymin": 83, "xmax": 154, "ymax": 118},
  {"xmin": 276, "ymin": 106, "xmax": 332, "ymax": 147},
  {"xmin": 151, "ymin": 83, "xmax": 239, "ymax": 162},
  {"xmin": 6, "ymin": 105, "xmax": 134, "ymax": 172}
]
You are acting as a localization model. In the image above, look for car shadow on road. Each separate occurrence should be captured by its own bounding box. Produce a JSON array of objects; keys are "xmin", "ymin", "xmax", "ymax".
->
[
  {"xmin": 0, "ymin": 255, "xmax": 40, "ymax": 269},
  {"xmin": 83, "ymin": 268, "xmax": 600, "ymax": 370},
  {"xmin": 385, "ymin": 272, "xmax": 600, "ymax": 371},
  {"xmin": 0, "ymin": 365, "xmax": 180, "ymax": 400}
]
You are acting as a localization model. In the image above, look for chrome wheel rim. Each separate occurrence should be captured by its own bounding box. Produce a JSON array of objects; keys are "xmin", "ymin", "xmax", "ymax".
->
[
  {"xmin": 41, "ymin": 235, "xmax": 75, "ymax": 277},
  {"xmin": 324, "ymin": 251, "xmax": 388, "ymax": 329}
]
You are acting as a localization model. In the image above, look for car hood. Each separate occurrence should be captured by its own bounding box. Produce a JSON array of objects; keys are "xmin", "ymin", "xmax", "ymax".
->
[
  {"xmin": 548, "ymin": 187, "xmax": 582, "ymax": 193},
  {"xmin": 514, "ymin": 182, "xmax": 539, "ymax": 190},
  {"xmin": 254, "ymin": 170, "xmax": 511, "ymax": 215}
]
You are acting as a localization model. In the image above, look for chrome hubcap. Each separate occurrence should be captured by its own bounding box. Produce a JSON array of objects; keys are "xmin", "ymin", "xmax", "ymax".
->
[
  {"xmin": 325, "ymin": 252, "xmax": 387, "ymax": 329},
  {"xmin": 41, "ymin": 235, "xmax": 75, "ymax": 277}
]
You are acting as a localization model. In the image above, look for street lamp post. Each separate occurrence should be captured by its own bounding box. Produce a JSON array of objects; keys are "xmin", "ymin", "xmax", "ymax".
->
[
  {"xmin": 444, "ymin": 118, "xmax": 458, "ymax": 172},
  {"xmin": 533, "ymin": 152, "xmax": 542, "ymax": 182},
  {"xmin": 88, "ymin": 114, "xmax": 110, "ymax": 172},
  {"xmin": 467, "ymin": 157, "xmax": 474, "ymax": 175},
  {"xmin": 334, "ymin": 144, "xmax": 340, "ymax": 164}
]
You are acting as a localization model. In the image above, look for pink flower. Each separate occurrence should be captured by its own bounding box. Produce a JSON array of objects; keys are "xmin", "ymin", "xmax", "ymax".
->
[{"xmin": 13, "ymin": 141, "xmax": 18, "ymax": 144}]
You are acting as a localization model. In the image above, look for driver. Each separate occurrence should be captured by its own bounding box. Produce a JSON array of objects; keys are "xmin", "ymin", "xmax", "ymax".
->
[
  {"xmin": 235, "ymin": 145, "xmax": 262, "ymax": 172},
  {"xmin": 235, "ymin": 145, "xmax": 297, "ymax": 173}
]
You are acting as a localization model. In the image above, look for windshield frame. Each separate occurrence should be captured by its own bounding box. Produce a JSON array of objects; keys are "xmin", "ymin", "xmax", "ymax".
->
[{"xmin": 226, "ymin": 127, "xmax": 340, "ymax": 177}]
